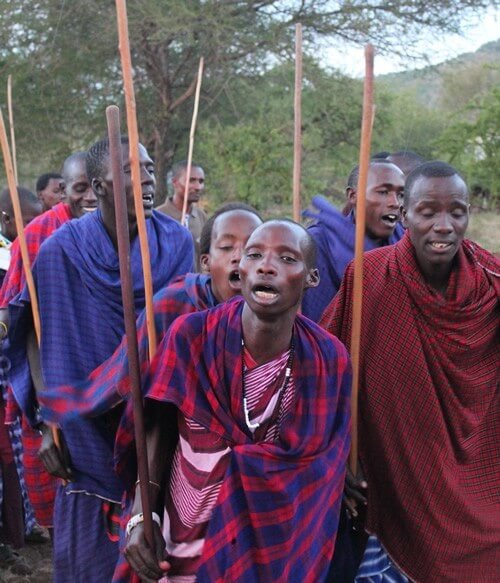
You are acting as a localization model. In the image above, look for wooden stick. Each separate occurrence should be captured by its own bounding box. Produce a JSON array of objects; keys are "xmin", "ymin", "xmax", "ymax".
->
[
  {"xmin": 7, "ymin": 76, "xmax": 18, "ymax": 185},
  {"xmin": 106, "ymin": 104, "xmax": 154, "ymax": 549},
  {"xmin": 181, "ymin": 57, "xmax": 204, "ymax": 226},
  {"xmin": 292, "ymin": 23, "xmax": 302, "ymax": 223},
  {"xmin": 115, "ymin": 0, "xmax": 157, "ymax": 360},
  {"xmin": 0, "ymin": 108, "xmax": 40, "ymax": 343},
  {"xmin": 349, "ymin": 44, "xmax": 375, "ymax": 476}
]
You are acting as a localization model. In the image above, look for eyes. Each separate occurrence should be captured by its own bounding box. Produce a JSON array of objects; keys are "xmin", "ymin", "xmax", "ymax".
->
[
  {"xmin": 245, "ymin": 250, "xmax": 297, "ymax": 263},
  {"xmin": 419, "ymin": 208, "xmax": 467, "ymax": 219}
]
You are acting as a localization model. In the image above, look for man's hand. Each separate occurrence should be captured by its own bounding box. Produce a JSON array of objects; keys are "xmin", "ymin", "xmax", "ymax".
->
[
  {"xmin": 124, "ymin": 521, "xmax": 170, "ymax": 583},
  {"xmin": 38, "ymin": 423, "xmax": 73, "ymax": 480},
  {"xmin": 343, "ymin": 463, "xmax": 368, "ymax": 518}
]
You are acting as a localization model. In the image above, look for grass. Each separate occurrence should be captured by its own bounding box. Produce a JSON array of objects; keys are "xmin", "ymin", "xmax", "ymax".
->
[{"xmin": 467, "ymin": 210, "xmax": 500, "ymax": 253}]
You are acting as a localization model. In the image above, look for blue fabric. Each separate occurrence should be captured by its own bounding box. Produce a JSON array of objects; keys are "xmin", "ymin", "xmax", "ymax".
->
[
  {"xmin": 53, "ymin": 484, "xmax": 119, "ymax": 583},
  {"xmin": 356, "ymin": 535, "xmax": 409, "ymax": 582},
  {"xmin": 8, "ymin": 210, "xmax": 193, "ymax": 501},
  {"xmin": 302, "ymin": 197, "xmax": 404, "ymax": 322}
]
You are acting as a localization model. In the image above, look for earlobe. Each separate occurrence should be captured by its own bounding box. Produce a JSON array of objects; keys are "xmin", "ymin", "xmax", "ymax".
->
[
  {"xmin": 305, "ymin": 268, "xmax": 320, "ymax": 289},
  {"xmin": 199, "ymin": 254, "xmax": 210, "ymax": 274},
  {"xmin": 346, "ymin": 187, "xmax": 356, "ymax": 205}
]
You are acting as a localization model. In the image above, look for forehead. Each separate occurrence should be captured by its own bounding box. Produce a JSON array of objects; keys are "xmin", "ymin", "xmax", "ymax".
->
[
  {"xmin": 45, "ymin": 177, "xmax": 62, "ymax": 189},
  {"xmin": 179, "ymin": 166, "xmax": 204, "ymax": 179},
  {"xmin": 408, "ymin": 174, "xmax": 468, "ymax": 205},
  {"xmin": 64, "ymin": 159, "xmax": 87, "ymax": 183},
  {"xmin": 246, "ymin": 222, "xmax": 305, "ymax": 251},
  {"xmin": 367, "ymin": 164, "xmax": 404, "ymax": 187},
  {"xmin": 212, "ymin": 210, "xmax": 261, "ymax": 238}
]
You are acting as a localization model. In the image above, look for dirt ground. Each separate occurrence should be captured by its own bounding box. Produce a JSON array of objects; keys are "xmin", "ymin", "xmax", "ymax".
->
[{"xmin": 0, "ymin": 539, "xmax": 53, "ymax": 583}]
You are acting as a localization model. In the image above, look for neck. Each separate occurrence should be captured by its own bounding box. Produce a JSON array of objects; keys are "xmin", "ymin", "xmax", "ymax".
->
[
  {"xmin": 420, "ymin": 262, "xmax": 453, "ymax": 297},
  {"xmin": 101, "ymin": 209, "xmax": 138, "ymax": 249},
  {"xmin": 241, "ymin": 303, "xmax": 295, "ymax": 365},
  {"xmin": 172, "ymin": 194, "xmax": 191, "ymax": 213}
]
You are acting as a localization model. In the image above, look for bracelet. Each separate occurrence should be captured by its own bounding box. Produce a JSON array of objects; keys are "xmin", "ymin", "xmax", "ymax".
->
[
  {"xmin": 0, "ymin": 321, "xmax": 8, "ymax": 338},
  {"xmin": 126, "ymin": 511, "xmax": 161, "ymax": 537},
  {"xmin": 135, "ymin": 479, "xmax": 161, "ymax": 490}
]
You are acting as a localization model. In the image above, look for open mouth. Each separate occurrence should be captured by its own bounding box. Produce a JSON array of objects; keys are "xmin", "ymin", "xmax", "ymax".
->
[
  {"xmin": 228, "ymin": 270, "xmax": 241, "ymax": 288},
  {"xmin": 82, "ymin": 205, "xmax": 97, "ymax": 213},
  {"xmin": 252, "ymin": 284, "xmax": 279, "ymax": 301},
  {"xmin": 142, "ymin": 193, "xmax": 154, "ymax": 208},
  {"xmin": 381, "ymin": 213, "xmax": 398, "ymax": 227}
]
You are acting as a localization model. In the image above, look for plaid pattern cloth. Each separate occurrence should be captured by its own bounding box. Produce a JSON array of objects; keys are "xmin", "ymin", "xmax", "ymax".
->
[
  {"xmin": 115, "ymin": 297, "xmax": 351, "ymax": 582},
  {"xmin": 322, "ymin": 233, "xmax": 500, "ymax": 582},
  {"xmin": 0, "ymin": 202, "xmax": 72, "ymax": 308},
  {"xmin": 39, "ymin": 273, "xmax": 216, "ymax": 423},
  {"xmin": 302, "ymin": 197, "xmax": 404, "ymax": 322}
]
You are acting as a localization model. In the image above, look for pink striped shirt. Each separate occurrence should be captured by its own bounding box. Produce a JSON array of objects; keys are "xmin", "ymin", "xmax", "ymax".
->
[{"xmin": 161, "ymin": 349, "xmax": 293, "ymax": 582}]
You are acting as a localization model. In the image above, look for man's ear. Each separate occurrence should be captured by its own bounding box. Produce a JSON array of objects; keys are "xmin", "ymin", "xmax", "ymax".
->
[
  {"xmin": 401, "ymin": 206, "xmax": 408, "ymax": 229},
  {"xmin": 199, "ymin": 253, "xmax": 210, "ymax": 274},
  {"xmin": 346, "ymin": 187, "xmax": 356, "ymax": 205},
  {"xmin": 305, "ymin": 268, "xmax": 320, "ymax": 289},
  {"xmin": 91, "ymin": 177, "xmax": 105, "ymax": 198}
]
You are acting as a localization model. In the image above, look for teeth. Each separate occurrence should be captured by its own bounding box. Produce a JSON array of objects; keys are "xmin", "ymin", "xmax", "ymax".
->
[
  {"xmin": 83, "ymin": 207, "xmax": 97, "ymax": 212},
  {"xmin": 255, "ymin": 290, "xmax": 277, "ymax": 300},
  {"xmin": 431, "ymin": 242, "xmax": 450, "ymax": 249}
]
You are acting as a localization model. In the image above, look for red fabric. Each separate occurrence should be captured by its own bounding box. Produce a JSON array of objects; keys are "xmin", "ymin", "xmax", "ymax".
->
[
  {"xmin": 0, "ymin": 202, "xmax": 72, "ymax": 307},
  {"xmin": 322, "ymin": 233, "xmax": 500, "ymax": 582},
  {"xmin": 20, "ymin": 418, "xmax": 57, "ymax": 528}
]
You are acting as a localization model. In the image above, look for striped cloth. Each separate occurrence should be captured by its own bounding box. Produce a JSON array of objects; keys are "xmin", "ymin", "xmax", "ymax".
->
[
  {"xmin": 323, "ymin": 233, "xmax": 500, "ymax": 582},
  {"xmin": 356, "ymin": 536, "xmax": 409, "ymax": 583},
  {"xmin": 161, "ymin": 349, "xmax": 293, "ymax": 582}
]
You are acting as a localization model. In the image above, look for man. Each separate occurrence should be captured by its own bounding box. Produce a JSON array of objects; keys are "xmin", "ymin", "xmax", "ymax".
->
[
  {"xmin": 156, "ymin": 160, "xmax": 207, "ymax": 268},
  {"xmin": 9, "ymin": 136, "xmax": 193, "ymax": 582},
  {"xmin": 302, "ymin": 161, "xmax": 405, "ymax": 322},
  {"xmin": 123, "ymin": 220, "xmax": 352, "ymax": 582},
  {"xmin": 322, "ymin": 161, "xmax": 499, "ymax": 582},
  {"xmin": 387, "ymin": 149, "xmax": 425, "ymax": 177},
  {"xmin": 0, "ymin": 187, "xmax": 42, "ymax": 246},
  {"xmin": 0, "ymin": 152, "xmax": 96, "ymax": 539},
  {"xmin": 35, "ymin": 172, "xmax": 64, "ymax": 211}
]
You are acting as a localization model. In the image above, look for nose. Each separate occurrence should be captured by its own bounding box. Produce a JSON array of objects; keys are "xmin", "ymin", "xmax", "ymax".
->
[
  {"xmin": 387, "ymin": 190, "xmax": 400, "ymax": 209},
  {"xmin": 140, "ymin": 165, "xmax": 155, "ymax": 185},
  {"xmin": 433, "ymin": 212, "xmax": 453, "ymax": 233},
  {"xmin": 83, "ymin": 188, "xmax": 97, "ymax": 203},
  {"xmin": 256, "ymin": 253, "xmax": 277, "ymax": 275},
  {"xmin": 231, "ymin": 243, "xmax": 244, "ymax": 264}
]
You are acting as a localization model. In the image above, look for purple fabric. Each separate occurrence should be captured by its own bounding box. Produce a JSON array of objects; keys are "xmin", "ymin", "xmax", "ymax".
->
[
  {"xmin": 8, "ymin": 209, "xmax": 193, "ymax": 501},
  {"xmin": 302, "ymin": 196, "xmax": 404, "ymax": 322},
  {"xmin": 53, "ymin": 484, "xmax": 119, "ymax": 583}
]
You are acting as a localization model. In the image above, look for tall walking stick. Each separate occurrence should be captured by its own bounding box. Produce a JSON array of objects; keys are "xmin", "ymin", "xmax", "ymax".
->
[
  {"xmin": 7, "ymin": 76, "xmax": 18, "ymax": 184},
  {"xmin": 349, "ymin": 45, "xmax": 375, "ymax": 475},
  {"xmin": 115, "ymin": 0, "xmax": 157, "ymax": 360},
  {"xmin": 106, "ymin": 104, "xmax": 154, "ymax": 549},
  {"xmin": 181, "ymin": 57, "xmax": 204, "ymax": 226},
  {"xmin": 292, "ymin": 23, "xmax": 303, "ymax": 223}
]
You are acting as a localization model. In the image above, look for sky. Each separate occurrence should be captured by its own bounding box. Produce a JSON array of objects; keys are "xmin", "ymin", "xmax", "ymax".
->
[{"xmin": 324, "ymin": 5, "xmax": 499, "ymax": 77}]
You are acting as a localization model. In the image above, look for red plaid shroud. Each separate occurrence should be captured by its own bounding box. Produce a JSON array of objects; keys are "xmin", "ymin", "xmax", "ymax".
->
[
  {"xmin": 115, "ymin": 297, "xmax": 351, "ymax": 582},
  {"xmin": 322, "ymin": 233, "xmax": 500, "ymax": 582},
  {"xmin": 0, "ymin": 202, "xmax": 72, "ymax": 307}
]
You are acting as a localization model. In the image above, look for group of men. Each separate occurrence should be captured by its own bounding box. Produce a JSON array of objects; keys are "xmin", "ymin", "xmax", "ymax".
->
[{"xmin": 0, "ymin": 138, "xmax": 497, "ymax": 583}]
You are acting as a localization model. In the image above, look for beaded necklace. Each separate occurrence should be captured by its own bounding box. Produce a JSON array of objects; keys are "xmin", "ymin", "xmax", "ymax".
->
[{"xmin": 241, "ymin": 337, "xmax": 295, "ymax": 431}]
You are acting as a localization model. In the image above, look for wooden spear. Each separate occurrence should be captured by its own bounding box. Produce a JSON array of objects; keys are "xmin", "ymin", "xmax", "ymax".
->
[
  {"xmin": 181, "ymin": 57, "xmax": 204, "ymax": 226},
  {"xmin": 106, "ymin": 104, "xmax": 154, "ymax": 549},
  {"xmin": 7, "ymin": 76, "xmax": 18, "ymax": 185},
  {"xmin": 349, "ymin": 44, "xmax": 375, "ymax": 475},
  {"xmin": 292, "ymin": 23, "xmax": 303, "ymax": 223},
  {"xmin": 115, "ymin": 0, "xmax": 157, "ymax": 360},
  {"xmin": 0, "ymin": 108, "xmax": 40, "ymax": 342}
]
